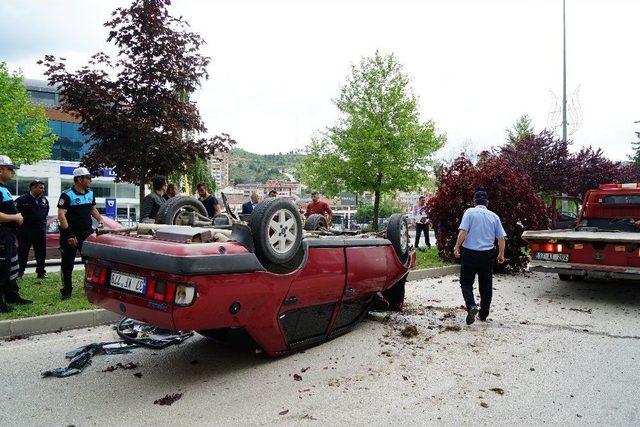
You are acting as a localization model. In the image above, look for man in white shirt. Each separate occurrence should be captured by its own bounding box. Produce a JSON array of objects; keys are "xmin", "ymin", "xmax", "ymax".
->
[{"xmin": 412, "ymin": 195, "xmax": 431, "ymax": 250}]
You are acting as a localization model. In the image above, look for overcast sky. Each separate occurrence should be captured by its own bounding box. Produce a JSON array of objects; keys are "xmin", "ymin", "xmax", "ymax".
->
[{"xmin": 1, "ymin": 0, "xmax": 638, "ymax": 160}]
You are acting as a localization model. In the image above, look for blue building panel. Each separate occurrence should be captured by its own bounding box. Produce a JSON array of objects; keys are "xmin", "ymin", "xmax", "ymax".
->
[{"xmin": 49, "ymin": 119, "xmax": 92, "ymax": 161}]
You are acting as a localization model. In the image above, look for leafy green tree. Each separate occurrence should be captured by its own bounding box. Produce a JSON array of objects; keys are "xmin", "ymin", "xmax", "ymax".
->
[
  {"xmin": 506, "ymin": 113, "xmax": 535, "ymax": 145},
  {"xmin": 187, "ymin": 156, "xmax": 217, "ymax": 193},
  {"xmin": 0, "ymin": 62, "xmax": 55, "ymax": 165},
  {"xmin": 353, "ymin": 200, "xmax": 402, "ymax": 224},
  {"xmin": 298, "ymin": 51, "xmax": 445, "ymax": 229}
]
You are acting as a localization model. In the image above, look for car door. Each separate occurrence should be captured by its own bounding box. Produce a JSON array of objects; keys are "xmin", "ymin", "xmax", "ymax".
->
[{"xmin": 278, "ymin": 244, "xmax": 346, "ymax": 348}]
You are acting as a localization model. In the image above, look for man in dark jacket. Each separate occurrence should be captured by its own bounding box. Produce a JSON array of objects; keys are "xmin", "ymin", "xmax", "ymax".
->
[
  {"xmin": 140, "ymin": 176, "xmax": 167, "ymax": 222},
  {"xmin": 241, "ymin": 193, "xmax": 259, "ymax": 214},
  {"xmin": 16, "ymin": 180, "xmax": 49, "ymax": 279},
  {"xmin": 196, "ymin": 182, "xmax": 221, "ymax": 218}
]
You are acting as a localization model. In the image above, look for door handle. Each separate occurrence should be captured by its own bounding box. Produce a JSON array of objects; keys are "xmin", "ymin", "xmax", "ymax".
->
[{"xmin": 284, "ymin": 296, "xmax": 298, "ymax": 306}]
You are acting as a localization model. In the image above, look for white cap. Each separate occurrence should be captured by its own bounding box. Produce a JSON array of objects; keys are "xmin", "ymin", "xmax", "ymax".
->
[
  {"xmin": 73, "ymin": 167, "xmax": 91, "ymax": 177},
  {"xmin": 0, "ymin": 155, "xmax": 17, "ymax": 170}
]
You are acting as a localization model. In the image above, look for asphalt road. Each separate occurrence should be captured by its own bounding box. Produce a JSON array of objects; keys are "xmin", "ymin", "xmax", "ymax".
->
[{"xmin": 1, "ymin": 272, "xmax": 639, "ymax": 426}]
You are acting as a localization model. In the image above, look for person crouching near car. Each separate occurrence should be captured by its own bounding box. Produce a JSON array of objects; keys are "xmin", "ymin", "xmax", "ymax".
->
[
  {"xmin": 16, "ymin": 180, "xmax": 49, "ymax": 279},
  {"xmin": 58, "ymin": 167, "xmax": 104, "ymax": 300},
  {"xmin": 140, "ymin": 176, "xmax": 167, "ymax": 222},
  {"xmin": 0, "ymin": 156, "xmax": 32, "ymax": 312},
  {"xmin": 453, "ymin": 191, "xmax": 506, "ymax": 325}
]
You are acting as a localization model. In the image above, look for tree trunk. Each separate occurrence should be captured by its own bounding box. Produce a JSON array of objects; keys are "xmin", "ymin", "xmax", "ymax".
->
[
  {"xmin": 372, "ymin": 173, "xmax": 382, "ymax": 231},
  {"xmin": 138, "ymin": 172, "xmax": 146, "ymax": 220}
]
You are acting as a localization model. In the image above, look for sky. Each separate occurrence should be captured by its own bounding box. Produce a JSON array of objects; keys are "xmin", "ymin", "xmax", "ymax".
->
[{"xmin": 1, "ymin": 0, "xmax": 639, "ymax": 160}]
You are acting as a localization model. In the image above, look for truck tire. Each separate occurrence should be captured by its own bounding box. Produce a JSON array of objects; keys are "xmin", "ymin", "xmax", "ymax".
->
[
  {"xmin": 156, "ymin": 196, "xmax": 208, "ymax": 225},
  {"xmin": 387, "ymin": 213, "xmax": 409, "ymax": 263},
  {"xmin": 304, "ymin": 214, "xmax": 328, "ymax": 231},
  {"xmin": 249, "ymin": 198, "xmax": 303, "ymax": 264}
]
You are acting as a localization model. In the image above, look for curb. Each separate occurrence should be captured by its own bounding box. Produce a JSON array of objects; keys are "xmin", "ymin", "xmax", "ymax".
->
[
  {"xmin": 0, "ymin": 309, "xmax": 120, "ymax": 338},
  {"xmin": 407, "ymin": 265, "xmax": 459, "ymax": 281},
  {"xmin": 1, "ymin": 266, "xmax": 459, "ymax": 339}
]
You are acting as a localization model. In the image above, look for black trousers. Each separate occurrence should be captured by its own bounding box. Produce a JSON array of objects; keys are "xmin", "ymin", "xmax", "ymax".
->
[
  {"xmin": 60, "ymin": 233, "xmax": 88, "ymax": 293},
  {"xmin": 0, "ymin": 232, "xmax": 20, "ymax": 299},
  {"xmin": 415, "ymin": 223, "xmax": 431, "ymax": 248},
  {"xmin": 459, "ymin": 247, "xmax": 495, "ymax": 316},
  {"xmin": 18, "ymin": 227, "xmax": 46, "ymax": 276}
]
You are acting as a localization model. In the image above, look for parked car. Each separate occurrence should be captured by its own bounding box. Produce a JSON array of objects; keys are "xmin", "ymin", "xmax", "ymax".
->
[
  {"xmin": 25, "ymin": 215, "xmax": 120, "ymax": 261},
  {"xmin": 82, "ymin": 197, "xmax": 415, "ymax": 357}
]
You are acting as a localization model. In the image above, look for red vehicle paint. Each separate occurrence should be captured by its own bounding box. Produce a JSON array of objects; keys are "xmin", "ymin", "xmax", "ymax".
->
[
  {"xmin": 523, "ymin": 183, "xmax": 640, "ymax": 280},
  {"xmin": 83, "ymin": 232, "xmax": 415, "ymax": 357}
]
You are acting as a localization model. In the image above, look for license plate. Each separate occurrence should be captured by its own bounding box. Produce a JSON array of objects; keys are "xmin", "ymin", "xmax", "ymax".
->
[
  {"xmin": 110, "ymin": 271, "xmax": 146, "ymax": 294},
  {"xmin": 533, "ymin": 252, "xmax": 569, "ymax": 262}
]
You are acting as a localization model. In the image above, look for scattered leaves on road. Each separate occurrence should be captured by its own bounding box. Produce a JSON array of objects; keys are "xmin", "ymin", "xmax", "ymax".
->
[
  {"xmin": 4, "ymin": 334, "xmax": 28, "ymax": 342},
  {"xmin": 278, "ymin": 409, "xmax": 289, "ymax": 416},
  {"xmin": 154, "ymin": 393, "xmax": 183, "ymax": 406},
  {"xmin": 401, "ymin": 325, "xmax": 419, "ymax": 338},
  {"xmin": 133, "ymin": 372, "xmax": 143, "ymax": 378},
  {"xmin": 301, "ymin": 366, "xmax": 310, "ymax": 373},
  {"xmin": 480, "ymin": 402, "xmax": 489, "ymax": 408},
  {"xmin": 293, "ymin": 374, "xmax": 303, "ymax": 381},
  {"xmin": 490, "ymin": 387, "xmax": 505, "ymax": 395}
]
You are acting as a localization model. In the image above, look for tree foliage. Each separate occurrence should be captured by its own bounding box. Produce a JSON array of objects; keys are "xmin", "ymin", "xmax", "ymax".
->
[
  {"xmin": 353, "ymin": 200, "xmax": 402, "ymax": 224},
  {"xmin": 187, "ymin": 156, "xmax": 216, "ymax": 194},
  {"xmin": 39, "ymin": 0, "xmax": 233, "ymax": 205},
  {"xmin": 506, "ymin": 113, "xmax": 534, "ymax": 145},
  {"xmin": 298, "ymin": 51, "xmax": 445, "ymax": 229},
  {"xmin": 0, "ymin": 62, "xmax": 55, "ymax": 165},
  {"xmin": 429, "ymin": 155, "xmax": 548, "ymax": 273},
  {"xmin": 630, "ymin": 130, "xmax": 640, "ymax": 166}
]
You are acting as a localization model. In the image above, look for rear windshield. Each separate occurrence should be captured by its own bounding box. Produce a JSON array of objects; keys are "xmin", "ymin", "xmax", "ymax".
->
[{"xmin": 603, "ymin": 195, "xmax": 640, "ymax": 204}]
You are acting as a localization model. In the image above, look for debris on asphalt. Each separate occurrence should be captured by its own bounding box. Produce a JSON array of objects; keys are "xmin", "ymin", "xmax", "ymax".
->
[
  {"xmin": 441, "ymin": 325, "xmax": 462, "ymax": 332},
  {"xmin": 401, "ymin": 325, "xmax": 419, "ymax": 338},
  {"xmin": 293, "ymin": 374, "xmax": 303, "ymax": 381},
  {"xmin": 154, "ymin": 393, "xmax": 183, "ymax": 406},
  {"xmin": 4, "ymin": 334, "xmax": 28, "ymax": 342},
  {"xmin": 301, "ymin": 414, "xmax": 317, "ymax": 420},
  {"xmin": 278, "ymin": 409, "xmax": 289, "ymax": 416},
  {"xmin": 490, "ymin": 388, "xmax": 505, "ymax": 395},
  {"xmin": 328, "ymin": 378, "xmax": 340, "ymax": 387},
  {"xmin": 480, "ymin": 402, "xmax": 489, "ymax": 408},
  {"xmin": 569, "ymin": 308, "xmax": 592, "ymax": 314},
  {"xmin": 42, "ymin": 318, "xmax": 193, "ymax": 378},
  {"xmin": 301, "ymin": 366, "xmax": 310, "ymax": 373},
  {"xmin": 133, "ymin": 372, "xmax": 143, "ymax": 378}
]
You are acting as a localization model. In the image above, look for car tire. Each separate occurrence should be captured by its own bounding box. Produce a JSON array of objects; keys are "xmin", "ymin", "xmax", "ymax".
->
[
  {"xmin": 249, "ymin": 198, "xmax": 303, "ymax": 264},
  {"xmin": 303, "ymin": 214, "xmax": 328, "ymax": 231},
  {"xmin": 156, "ymin": 196, "xmax": 208, "ymax": 225},
  {"xmin": 387, "ymin": 213, "xmax": 409, "ymax": 263},
  {"xmin": 558, "ymin": 273, "xmax": 573, "ymax": 281}
]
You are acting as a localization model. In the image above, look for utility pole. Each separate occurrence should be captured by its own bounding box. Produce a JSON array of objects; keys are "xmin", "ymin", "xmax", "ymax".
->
[{"xmin": 562, "ymin": 0, "xmax": 568, "ymax": 142}]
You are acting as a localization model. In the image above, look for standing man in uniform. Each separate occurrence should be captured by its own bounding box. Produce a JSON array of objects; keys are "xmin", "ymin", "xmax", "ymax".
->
[
  {"xmin": 305, "ymin": 191, "xmax": 333, "ymax": 224},
  {"xmin": 412, "ymin": 195, "xmax": 431, "ymax": 251},
  {"xmin": 0, "ymin": 156, "xmax": 31, "ymax": 312},
  {"xmin": 16, "ymin": 180, "xmax": 49, "ymax": 279},
  {"xmin": 58, "ymin": 167, "xmax": 104, "ymax": 300},
  {"xmin": 453, "ymin": 191, "xmax": 506, "ymax": 325},
  {"xmin": 196, "ymin": 182, "xmax": 221, "ymax": 218}
]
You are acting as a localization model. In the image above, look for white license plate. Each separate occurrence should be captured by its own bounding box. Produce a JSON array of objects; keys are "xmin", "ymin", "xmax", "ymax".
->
[
  {"xmin": 534, "ymin": 252, "xmax": 569, "ymax": 262},
  {"xmin": 110, "ymin": 271, "xmax": 146, "ymax": 294}
]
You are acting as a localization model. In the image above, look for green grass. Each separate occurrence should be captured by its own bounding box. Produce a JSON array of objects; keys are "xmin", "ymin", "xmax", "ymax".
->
[
  {"xmin": 0, "ymin": 270, "xmax": 93, "ymax": 321},
  {"xmin": 414, "ymin": 247, "xmax": 453, "ymax": 270}
]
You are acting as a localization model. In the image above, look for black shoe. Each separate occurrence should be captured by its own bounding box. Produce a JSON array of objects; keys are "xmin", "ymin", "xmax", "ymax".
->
[
  {"xmin": 5, "ymin": 295, "xmax": 32, "ymax": 305},
  {"xmin": 478, "ymin": 311, "xmax": 489, "ymax": 322},
  {"xmin": 0, "ymin": 300, "xmax": 12, "ymax": 313},
  {"xmin": 466, "ymin": 305, "xmax": 479, "ymax": 325},
  {"xmin": 37, "ymin": 272, "xmax": 48, "ymax": 279},
  {"xmin": 61, "ymin": 289, "xmax": 72, "ymax": 300}
]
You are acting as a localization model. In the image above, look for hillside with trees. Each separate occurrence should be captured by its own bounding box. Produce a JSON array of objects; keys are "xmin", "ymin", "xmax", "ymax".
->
[{"xmin": 229, "ymin": 148, "xmax": 305, "ymax": 184}]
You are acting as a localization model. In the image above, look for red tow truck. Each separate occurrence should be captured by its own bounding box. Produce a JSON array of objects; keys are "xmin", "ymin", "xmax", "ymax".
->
[{"xmin": 523, "ymin": 183, "xmax": 640, "ymax": 281}]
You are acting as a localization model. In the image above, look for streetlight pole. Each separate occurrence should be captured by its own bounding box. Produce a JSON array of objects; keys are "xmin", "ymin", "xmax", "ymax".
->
[{"xmin": 562, "ymin": 0, "xmax": 568, "ymax": 142}]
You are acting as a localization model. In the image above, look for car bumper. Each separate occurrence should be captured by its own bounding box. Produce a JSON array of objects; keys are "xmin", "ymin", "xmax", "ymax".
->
[{"xmin": 529, "ymin": 260, "xmax": 640, "ymax": 280}]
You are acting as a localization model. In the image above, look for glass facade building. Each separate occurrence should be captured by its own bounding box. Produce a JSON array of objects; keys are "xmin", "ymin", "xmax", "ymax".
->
[{"xmin": 49, "ymin": 120, "xmax": 92, "ymax": 161}]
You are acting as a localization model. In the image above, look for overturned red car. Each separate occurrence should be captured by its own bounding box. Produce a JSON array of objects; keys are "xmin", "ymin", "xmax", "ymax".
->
[{"xmin": 82, "ymin": 196, "xmax": 415, "ymax": 357}]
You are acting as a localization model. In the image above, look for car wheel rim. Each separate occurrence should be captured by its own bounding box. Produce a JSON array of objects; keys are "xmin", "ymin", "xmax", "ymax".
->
[
  {"xmin": 400, "ymin": 220, "xmax": 408, "ymax": 252},
  {"xmin": 267, "ymin": 209, "xmax": 297, "ymax": 254},
  {"xmin": 173, "ymin": 206, "xmax": 198, "ymax": 225}
]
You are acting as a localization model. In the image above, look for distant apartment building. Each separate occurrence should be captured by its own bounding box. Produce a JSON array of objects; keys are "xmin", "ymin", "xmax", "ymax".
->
[
  {"xmin": 207, "ymin": 149, "xmax": 229, "ymax": 190},
  {"xmin": 235, "ymin": 180, "xmax": 302, "ymax": 199},
  {"xmin": 20, "ymin": 79, "xmax": 140, "ymax": 219}
]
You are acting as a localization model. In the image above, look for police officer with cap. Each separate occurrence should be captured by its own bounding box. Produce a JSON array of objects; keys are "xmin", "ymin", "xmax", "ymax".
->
[
  {"xmin": 453, "ymin": 190, "xmax": 506, "ymax": 325},
  {"xmin": 58, "ymin": 167, "xmax": 104, "ymax": 300},
  {"xmin": 16, "ymin": 180, "xmax": 49, "ymax": 279},
  {"xmin": 0, "ymin": 155, "xmax": 32, "ymax": 312}
]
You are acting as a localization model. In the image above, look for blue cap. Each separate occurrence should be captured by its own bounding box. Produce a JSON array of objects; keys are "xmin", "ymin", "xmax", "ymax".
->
[{"xmin": 474, "ymin": 191, "xmax": 488, "ymax": 200}]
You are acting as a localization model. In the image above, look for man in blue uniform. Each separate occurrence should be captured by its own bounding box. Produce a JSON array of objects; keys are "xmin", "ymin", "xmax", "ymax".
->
[
  {"xmin": 58, "ymin": 167, "xmax": 104, "ymax": 300},
  {"xmin": 453, "ymin": 191, "xmax": 506, "ymax": 325},
  {"xmin": 241, "ymin": 193, "xmax": 259, "ymax": 214},
  {"xmin": 0, "ymin": 156, "xmax": 32, "ymax": 312},
  {"xmin": 16, "ymin": 180, "xmax": 49, "ymax": 279}
]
